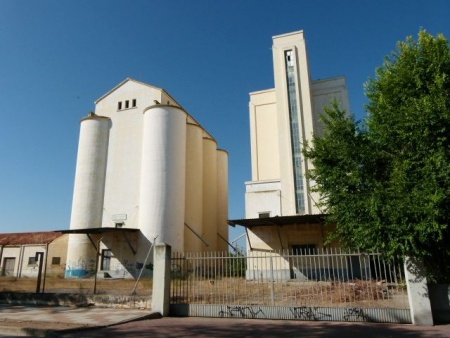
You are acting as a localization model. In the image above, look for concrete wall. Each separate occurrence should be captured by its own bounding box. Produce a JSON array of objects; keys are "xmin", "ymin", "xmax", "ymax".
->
[
  {"xmin": 249, "ymin": 89, "xmax": 279, "ymax": 181},
  {"xmin": 245, "ymin": 180, "xmax": 281, "ymax": 218},
  {"xmin": 46, "ymin": 235, "xmax": 68, "ymax": 277}
]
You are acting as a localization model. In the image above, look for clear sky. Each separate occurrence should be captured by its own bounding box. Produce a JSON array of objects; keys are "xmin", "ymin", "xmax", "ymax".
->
[{"xmin": 0, "ymin": 1, "xmax": 449, "ymax": 247}]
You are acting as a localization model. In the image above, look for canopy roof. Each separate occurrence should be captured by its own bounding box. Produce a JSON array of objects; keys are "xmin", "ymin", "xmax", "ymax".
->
[
  {"xmin": 56, "ymin": 227, "xmax": 139, "ymax": 235},
  {"xmin": 228, "ymin": 214, "xmax": 326, "ymax": 228}
]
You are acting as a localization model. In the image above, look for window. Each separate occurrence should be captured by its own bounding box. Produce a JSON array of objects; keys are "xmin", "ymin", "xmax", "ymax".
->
[
  {"xmin": 51, "ymin": 257, "xmax": 61, "ymax": 265},
  {"xmin": 28, "ymin": 257, "xmax": 37, "ymax": 265},
  {"xmin": 118, "ymin": 99, "xmax": 137, "ymax": 110},
  {"xmin": 285, "ymin": 50, "xmax": 305, "ymax": 213},
  {"xmin": 101, "ymin": 249, "xmax": 112, "ymax": 270},
  {"xmin": 292, "ymin": 244, "xmax": 317, "ymax": 255},
  {"xmin": 115, "ymin": 222, "xmax": 124, "ymax": 228},
  {"xmin": 258, "ymin": 212, "xmax": 270, "ymax": 218}
]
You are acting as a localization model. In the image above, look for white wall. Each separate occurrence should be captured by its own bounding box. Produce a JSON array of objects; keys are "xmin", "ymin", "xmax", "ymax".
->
[
  {"xmin": 96, "ymin": 81, "xmax": 164, "ymax": 229},
  {"xmin": 245, "ymin": 180, "xmax": 281, "ymax": 218}
]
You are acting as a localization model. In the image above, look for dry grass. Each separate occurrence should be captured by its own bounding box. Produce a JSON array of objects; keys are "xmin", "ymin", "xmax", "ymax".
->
[
  {"xmin": 171, "ymin": 277, "xmax": 409, "ymax": 309},
  {"xmin": 1, "ymin": 276, "xmax": 408, "ymax": 309},
  {"xmin": 0, "ymin": 276, "xmax": 153, "ymax": 296}
]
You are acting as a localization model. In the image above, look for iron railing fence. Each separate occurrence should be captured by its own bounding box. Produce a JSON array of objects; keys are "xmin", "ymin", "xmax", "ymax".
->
[
  {"xmin": 170, "ymin": 249, "xmax": 409, "ymax": 309},
  {"xmin": 0, "ymin": 275, "xmax": 153, "ymax": 296}
]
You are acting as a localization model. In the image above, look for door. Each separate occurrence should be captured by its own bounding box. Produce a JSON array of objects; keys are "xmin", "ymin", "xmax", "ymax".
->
[{"xmin": 2, "ymin": 258, "xmax": 16, "ymax": 276}]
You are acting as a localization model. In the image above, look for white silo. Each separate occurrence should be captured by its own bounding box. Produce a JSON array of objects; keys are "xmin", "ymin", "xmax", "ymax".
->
[
  {"xmin": 138, "ymin": 105, "xmax": 187, "ymax": 257},
  {"xmin": 184, "ymin": 123, "xmax": 204, "ymax": 253},
  {"xmin": 216, "ymin": 149, "xmax": 229, "ymax": 252},
  {"xmin": 66, "ymin": 113, "xmax": 110, "ymax": 277},
  {"xmin": 202, "ymin": 137, "xmax": 218, "ymax": 251}
]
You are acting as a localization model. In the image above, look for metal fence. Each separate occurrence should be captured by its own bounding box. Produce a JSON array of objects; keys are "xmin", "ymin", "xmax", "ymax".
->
[
  {"xmin": 0, "ymin": 275, "xmax": 153, "ymax": 296},
  {"xmin": 170, "ymin": 249, "xmax": 411, "ymax": 323}
]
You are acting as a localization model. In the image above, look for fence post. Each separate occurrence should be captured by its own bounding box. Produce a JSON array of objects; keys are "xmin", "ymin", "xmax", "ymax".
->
[
  {"xmin": 404, "ymin": 256, "xmax": 433, "ymax": 325},
  {"xmin": 270, "ymin": 256, "xmax": 275, "ymax": 306},
  {"xmin": 152, "ymin": 243, "xmax": 172, "ymax": 316}
]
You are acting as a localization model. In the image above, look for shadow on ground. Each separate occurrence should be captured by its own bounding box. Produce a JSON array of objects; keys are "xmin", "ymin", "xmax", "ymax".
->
[{"xmin": 58, "ymin": 317, "xmax": 450, "ymax": 338}]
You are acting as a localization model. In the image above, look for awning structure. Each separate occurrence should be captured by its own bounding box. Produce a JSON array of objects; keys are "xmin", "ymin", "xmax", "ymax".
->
[
  {"xmin": 228, "ymin": 214, "xmax": 326, "ymax": 228},
  {"xmin": 56, "ymin": 227, "xmax": 139, "ymax": 235},
  {"xmin": 228, "ymin": 214, "xmax": 327, "ymax": 251},
  {"xmin": 56, "ymin": 227, "xmax": 140, "ymax": 255}
]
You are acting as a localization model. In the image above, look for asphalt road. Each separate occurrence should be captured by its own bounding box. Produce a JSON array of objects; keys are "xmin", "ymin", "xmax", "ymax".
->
[{"xmin": 57, "ymin": 317, "xmax": 450, "ymax": 338}]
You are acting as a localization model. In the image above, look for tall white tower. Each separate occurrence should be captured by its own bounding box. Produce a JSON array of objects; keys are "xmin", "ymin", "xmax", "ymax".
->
[{"xmin": 246, "ymin": 31, "xmax": 350, "ymax": 218}]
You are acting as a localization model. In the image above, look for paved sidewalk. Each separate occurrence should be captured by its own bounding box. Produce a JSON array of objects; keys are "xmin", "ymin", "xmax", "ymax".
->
[
  {"xmin": 0, "ymin": 304, "xmax": 157, "ymax": 337},
  {"xmin": 0, "ymin": 304, "xmax": 449, "ymax": 337}
]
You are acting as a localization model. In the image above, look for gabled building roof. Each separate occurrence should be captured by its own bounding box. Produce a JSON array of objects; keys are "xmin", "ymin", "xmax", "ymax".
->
[
  {"xmin": 94, "ymin": 78, "xmax": 215, "ymax": 141},
  {"xmin": 94, "ymin": 77, "xmax": 181, "ymax": 106},
  {"xmin": 0, "ymin": 231, "xmax": 64, "ymax": 246}
]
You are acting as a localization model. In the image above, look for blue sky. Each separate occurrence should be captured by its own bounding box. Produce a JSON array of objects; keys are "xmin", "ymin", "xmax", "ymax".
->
[{"xmin": 0, "ymin": 1, "xmax": 449, "ymax": 246}]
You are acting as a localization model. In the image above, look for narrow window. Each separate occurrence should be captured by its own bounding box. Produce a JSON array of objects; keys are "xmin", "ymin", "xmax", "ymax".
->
[
  {"xmin": 132, "ymin": 99, "xmax": 137, "ymax": 107},
  {"xmin": 118, "ymin": 101, "xmax": 122, "ymax": 110},
  {"xmin": 125, "ymin": 100, "xmax": 129, "ymax": 109},
  {"xmin": 51, "ymin": 257, "xmax": 61, "ymax": 265},
  {"xmin": 115, "ymin": 222, "xmax": 124, "ymax": 228},
  {"xmin": 292, "ymin": 244, "xmax": 317, "ymax": 255},
  {"xmin": 101, "ymin": 249, "xmax": 112, "ymax": 270},
  {"xmin": 285, "ymin": 49, "xmax": 305, "ymax": 213},
  {"xmin": 258, "ymin": 212, "xmax": 270, "ymax": 218}
]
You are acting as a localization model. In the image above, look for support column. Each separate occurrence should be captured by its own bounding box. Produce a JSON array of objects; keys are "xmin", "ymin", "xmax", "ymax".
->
[
  {"xmin": 404, "ymin": 256, "xmax": 434, "ymax": 325},
  {"xmin": 151, "ymin": 243, "xmax": 171, "ymax": 316}
]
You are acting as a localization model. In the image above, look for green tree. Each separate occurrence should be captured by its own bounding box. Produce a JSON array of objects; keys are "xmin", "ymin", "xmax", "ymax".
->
[{"xmin": 304, "ymin": 30, "xmax": 450, "ymax": 282}]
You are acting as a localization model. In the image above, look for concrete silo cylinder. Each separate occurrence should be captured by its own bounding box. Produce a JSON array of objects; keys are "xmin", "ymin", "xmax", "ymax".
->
[
  {"xmin": 138, "ymin": 105, "xmax": 187, "ymax": 253},
  {"xmin": 70, "ymin": 114, "xmax": 110, "ymax": 230},
  {"xmin": 184, "ymin": 123, "xmax": 204, "ymax": 253},
  {"xmin": 216, "ymin": 149, "xmax": 229, "ymax": 252},
  {"xmin": 66, "ymin": 113, "xmax": 110, "ymax": 278},
  {"xmin": 202, "ymin": 137, "xmax": 217, "ymax": 251}
]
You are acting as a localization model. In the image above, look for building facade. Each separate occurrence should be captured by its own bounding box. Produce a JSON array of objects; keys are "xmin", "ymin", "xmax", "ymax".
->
[
  {"xmin": 234, "ymin": 31, "xmax": 350, "ymax": 280},
  {"xmin": 0, "ymin": 232, "xmax": 68, "ymax": 278},
  {"xmin": 66, "ymin": 79, "xmax": 228, "ymax": 278},
  {"xmin": 246, "ymin": 31, "xmax": 350, "ymax": 219}
]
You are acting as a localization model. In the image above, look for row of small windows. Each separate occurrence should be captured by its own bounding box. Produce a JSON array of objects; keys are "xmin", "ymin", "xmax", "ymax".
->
[
  {"xmin": 118, "ymin": 99, "xmax": 137, "ymax": 110},
  {"xmin": 27, "ymin": 256, "xmax": 61, "ymax": 265}
]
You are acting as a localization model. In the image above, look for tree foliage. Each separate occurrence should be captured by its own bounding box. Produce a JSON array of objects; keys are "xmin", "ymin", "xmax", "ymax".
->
[{"xmin": 304, "ymin": 30, "xmax": 450, "ymax": 282}]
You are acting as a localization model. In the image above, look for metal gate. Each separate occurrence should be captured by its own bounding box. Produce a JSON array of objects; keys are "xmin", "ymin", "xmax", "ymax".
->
[{"xmin": 170, "ymin": 250, "xmax": 411, "ymax": 323}]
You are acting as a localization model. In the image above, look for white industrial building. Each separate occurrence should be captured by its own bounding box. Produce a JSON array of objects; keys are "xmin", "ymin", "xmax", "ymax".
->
[
  {"xmin": 65, "ymin": 79, "xmax": 229, "ymax": 278},
  {"xmin": 229, "ymin": 31, "xmax": 350, "ymax": 279}
]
